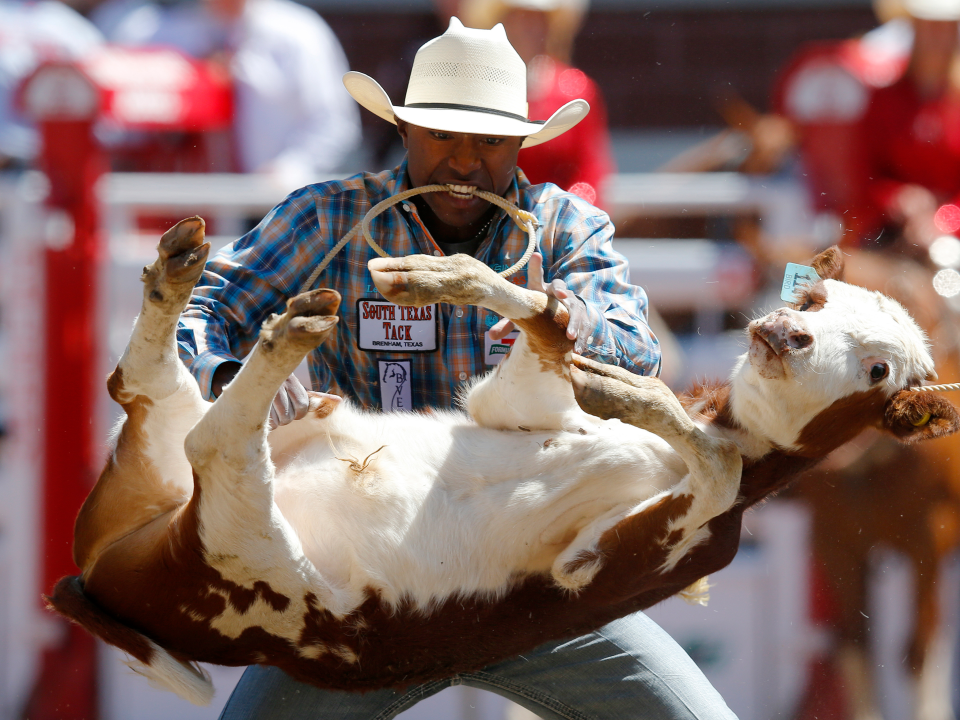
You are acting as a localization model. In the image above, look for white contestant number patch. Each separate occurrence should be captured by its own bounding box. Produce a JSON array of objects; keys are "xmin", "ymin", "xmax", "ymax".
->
[
  {"xmin": 484, "ymin": 329, "xmax": 520, "ymax": 365},
  {"xmin": 357, "ymin": 299, "xmax": 437, "ymax": 352},
  {"xmin": 379, "ymin": 360, "xmax": 412, "ymax": 412}
]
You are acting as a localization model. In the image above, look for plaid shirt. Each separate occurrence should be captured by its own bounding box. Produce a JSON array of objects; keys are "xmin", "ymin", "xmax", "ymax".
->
[{"xmin": 177, "ymin": 160, "xmax": 660, "ymax": 410}]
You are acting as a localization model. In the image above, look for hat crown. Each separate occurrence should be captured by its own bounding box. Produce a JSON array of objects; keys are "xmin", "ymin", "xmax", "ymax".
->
[{"xmin": 405, "ymin": 18, "xmax": 529, "ymax": 119}]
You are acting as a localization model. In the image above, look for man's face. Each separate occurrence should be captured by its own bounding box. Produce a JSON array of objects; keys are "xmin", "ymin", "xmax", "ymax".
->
[{"xmin": 397, "ymin": 120, "xmax": 523, "ymax": 230}]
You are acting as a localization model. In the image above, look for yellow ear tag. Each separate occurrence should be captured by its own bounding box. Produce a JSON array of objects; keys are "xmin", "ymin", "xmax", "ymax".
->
[{"xmin": 912, "ymin": 412, "xmax": 932, "ymax": 427}]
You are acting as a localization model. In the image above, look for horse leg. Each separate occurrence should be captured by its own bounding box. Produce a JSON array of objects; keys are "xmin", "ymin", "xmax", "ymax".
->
[
  {"xmin": 368, "ymin": 254, "xmax": 582, "ymax": 431},
  {"xmin": 810, "ymin": 511, "xmax": 882, "ymax": 720},
  {"xmin": 909, "ymin": 549, "xmax": 953, "ymax": 720}
]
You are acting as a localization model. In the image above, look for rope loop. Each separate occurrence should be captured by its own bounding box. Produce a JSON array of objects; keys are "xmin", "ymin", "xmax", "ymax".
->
[{"xmin": 298, "ymin": 184, "xmax": 539, "ymax": 296}]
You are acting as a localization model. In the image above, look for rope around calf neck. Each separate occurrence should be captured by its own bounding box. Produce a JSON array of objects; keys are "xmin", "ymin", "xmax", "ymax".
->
[
  {"xmin": 910, "ymin": 382, "xmax": 960, "ymax": 392},
  {"xmin": 297, "ymin": 184, "xmax": 540, "ymax": 296}
]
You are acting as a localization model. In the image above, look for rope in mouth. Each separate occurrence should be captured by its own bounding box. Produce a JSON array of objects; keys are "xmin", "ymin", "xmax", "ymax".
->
[{"xmin": 298, "ymin": 184, "xmax": 539, "ymax": 295}]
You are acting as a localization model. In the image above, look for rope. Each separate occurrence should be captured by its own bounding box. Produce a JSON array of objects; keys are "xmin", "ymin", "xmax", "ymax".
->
[
  {"xmin": 298, "ymin": 184, "xmax": 539, "ymax": 296},
  {"xmin": 910, "ymin": 382, "xmax": 960, "ymax": 392}
]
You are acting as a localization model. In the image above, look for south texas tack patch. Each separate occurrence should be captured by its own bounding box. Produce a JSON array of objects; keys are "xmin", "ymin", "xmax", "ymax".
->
[
  {"xmin": 379, "ymin": 359, "xmax": 412, "ymax": 412},
  {"xmin": 357, "ymin": 299, "xmax": 438, "ymax": 352},
  {"xmin": 781, "ymin": 263, "xmax": 821, "ymax": 303},
  {"xmin": 484, "ymin": 329, "xmax": 520, "ymax": 365}
]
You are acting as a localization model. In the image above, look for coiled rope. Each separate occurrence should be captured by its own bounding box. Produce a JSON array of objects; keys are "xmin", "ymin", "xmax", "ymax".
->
[{"xmin": 298, "ymin": 184, "xmax": 539, "ymax": 295}]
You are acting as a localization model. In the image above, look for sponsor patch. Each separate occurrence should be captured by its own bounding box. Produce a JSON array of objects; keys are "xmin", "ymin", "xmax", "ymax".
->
[
  {"xmin": 357, "ymin": 299, "xmax": 437, "ymax": 352},
  {"xmin": 484, "ymin": 329, "xmax": 520, "ymax": 365},
  {"xmin": 378, "ymin": 359, "xmax": 412, "ymax": 412}
]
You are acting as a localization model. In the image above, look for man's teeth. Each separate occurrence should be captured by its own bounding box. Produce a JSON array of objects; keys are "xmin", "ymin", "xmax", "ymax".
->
[{"xmin": 447, "ymin": 185, "xmax": 476, "ymax": 199}]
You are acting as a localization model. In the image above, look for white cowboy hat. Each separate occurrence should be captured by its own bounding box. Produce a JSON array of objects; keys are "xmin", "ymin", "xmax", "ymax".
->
[
  {"xmin": 904, "ymin": 0, "xmax": 960, "ymax": 20},
  {"xmin": 342, "ymin": 17, "xmax": 589, "ymax": 149}
]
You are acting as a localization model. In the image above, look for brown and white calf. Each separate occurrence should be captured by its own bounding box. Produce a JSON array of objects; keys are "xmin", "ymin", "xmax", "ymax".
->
[{"xmin": 48, "ymin": 218, "xmax": 959, "ymax": 704}]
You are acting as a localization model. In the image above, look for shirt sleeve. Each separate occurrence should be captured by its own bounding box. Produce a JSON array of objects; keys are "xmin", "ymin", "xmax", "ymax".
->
[
  {"xmin": 541, "ymin": 195, "xmax": 661, "ymax": 377},
  {"xmin": 176, "ymin": 187, "xmax": 327, "ymax": 399}
]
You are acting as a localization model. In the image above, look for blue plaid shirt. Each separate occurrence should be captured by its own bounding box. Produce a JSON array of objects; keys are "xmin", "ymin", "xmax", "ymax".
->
[{"xmin": 177, "ymin": 160, "xmax": 660, "ymax": 410}]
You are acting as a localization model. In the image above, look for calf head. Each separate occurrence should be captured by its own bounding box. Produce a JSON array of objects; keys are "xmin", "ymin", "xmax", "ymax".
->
[{"xmin": 729, "ymin": 247, "xmax": 960, "ymax": 456}]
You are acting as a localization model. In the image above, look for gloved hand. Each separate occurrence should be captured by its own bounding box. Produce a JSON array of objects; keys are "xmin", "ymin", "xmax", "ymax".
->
[
  {"xmin": 268, "ymin": 374, "xmax": 311, "ymax": 430},
  {"xmin": 211, "ymin": 361, "xmax": 311, "ymax": 430},
  {"xmin": 489, "ymin": 253, "xmax": 591, "ymax": 353}
]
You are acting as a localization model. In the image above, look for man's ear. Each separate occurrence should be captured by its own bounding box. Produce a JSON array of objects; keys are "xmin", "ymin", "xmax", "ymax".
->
[
  {"xmin": 396, "ymin": 118, "xmax": 409, "ymax": 150},
  {"xmin": 883, "ymin": 389, "xmax": 960, "ymax": 442},
  {"xmin": 810, "ymin": 246, "xmax": 845, "ymax": 281}
]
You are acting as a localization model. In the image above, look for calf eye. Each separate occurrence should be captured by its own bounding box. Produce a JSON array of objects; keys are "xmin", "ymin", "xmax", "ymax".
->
[
  {"xmin": 869, "ymin": 363, "xmax": 889, "ymax": 382},
  {"xmin": 798, "ymin": 299, "xmax": 814, "ymax": 311}
]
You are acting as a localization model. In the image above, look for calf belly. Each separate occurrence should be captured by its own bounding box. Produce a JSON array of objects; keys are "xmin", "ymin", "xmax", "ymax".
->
[{"xmin": 263, "ymin": 407, "xmax": 683, "ymax": 609}]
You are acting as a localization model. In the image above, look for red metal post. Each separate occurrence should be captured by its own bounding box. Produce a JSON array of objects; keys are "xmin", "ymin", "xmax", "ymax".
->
[
  {"xmin": 20, "ymin": 64, "xmax": 104, "ymax": 720},
  {"xmin": 39, "ymin": 115, "xmax": 104, "ymax": 594}
]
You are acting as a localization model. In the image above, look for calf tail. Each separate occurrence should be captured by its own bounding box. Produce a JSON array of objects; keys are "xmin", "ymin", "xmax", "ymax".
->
[{"xmin": 46, "ymin": 575, "xmax": 214, "ymax": 706}]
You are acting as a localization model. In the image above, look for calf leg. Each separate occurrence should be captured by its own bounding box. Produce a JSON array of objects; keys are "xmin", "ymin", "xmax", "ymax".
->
[
  {"xmin": 115, "ymin": 216, "xmax": 210, "ymax": 404},
  {"xmin": 74, "ymin": 218, "xmax": 211, "ymax": 570},
  {"xmin": 556, "ymin": 356, "xmax": 743, "ymax": 589},
  {"xmin": 181, "ymin": 290, "xmax": 350, "ymax": 612},
  {"xmin": 368, "ymin": 254, "xmax": 581, "ymax": 430},
  {"xmin": 112, "ymin": 217, "xmax": 212, "ymax": 457}
]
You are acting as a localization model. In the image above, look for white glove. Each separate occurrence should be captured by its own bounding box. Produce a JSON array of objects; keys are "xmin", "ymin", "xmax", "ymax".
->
[
  {"xmin": 489, "ymin": 253, "xmax": 591, "ymax": 353},
  {"xmin": 268, "ymin": 374, "xmax": 311, "ymax": 430}
]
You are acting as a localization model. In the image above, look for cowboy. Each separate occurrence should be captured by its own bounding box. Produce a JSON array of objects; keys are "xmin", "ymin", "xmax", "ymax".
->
[{"xmin": 178, "ymin": 18, "xmax": 736, "ymax": 720}]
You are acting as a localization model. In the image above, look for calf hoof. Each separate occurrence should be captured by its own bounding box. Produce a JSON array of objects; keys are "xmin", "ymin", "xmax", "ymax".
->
[
  {"xmin": 571, "ymin": 355, "xmax": 690, "ymax": 437},
  {"xmin": 261, "ymin": 289, "xmax": 341, "ymax": 353},
  {"xmin": 141, "ymin": 217, "xmax": 211, "ymax": 313},
  {"xmin": 571, "ymin": 355, "xmax": 669, "ymax": 418},
  {"xmin": 368, "ymin": 254, "xmax": 499, "ymax": 307},
  {"xmin": 155, "ymin": 217, "xmax": 211, "ymax": 285}
]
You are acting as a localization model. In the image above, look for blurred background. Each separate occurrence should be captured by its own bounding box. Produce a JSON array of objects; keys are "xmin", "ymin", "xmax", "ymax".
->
[{"xmin": 3, "ymin": 0, "xmax": 960, "ymax": 718}]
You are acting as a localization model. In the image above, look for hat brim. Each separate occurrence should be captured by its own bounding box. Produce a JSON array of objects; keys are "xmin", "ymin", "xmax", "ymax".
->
[{"xmin": 343, "ymin": 71, "xmax": 589, "ymax": 148}]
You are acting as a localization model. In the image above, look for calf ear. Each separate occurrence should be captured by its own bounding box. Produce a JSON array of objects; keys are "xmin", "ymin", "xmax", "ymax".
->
[
  {"xmin": 810, "ymin": 246, "xmax": 844, "ymax": 281},
  {"xmin": 883, "ymin": 389, "xmax": 960, "ymax": 442}
]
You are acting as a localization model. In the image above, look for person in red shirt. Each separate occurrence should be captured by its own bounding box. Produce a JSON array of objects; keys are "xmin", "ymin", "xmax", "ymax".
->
[
  {"xmin": 861, "ymin": 0, "xmax": 960, "ymax": 251},
  {"xmin": 464, "ymin": 0, "xmax": 615, "ymax": 209}
]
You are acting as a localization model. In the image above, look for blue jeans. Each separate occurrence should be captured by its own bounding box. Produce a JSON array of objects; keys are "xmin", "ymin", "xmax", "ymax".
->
[{"xmin": 217, "ymin": 612, "xmax": 738, "ymax": 720}]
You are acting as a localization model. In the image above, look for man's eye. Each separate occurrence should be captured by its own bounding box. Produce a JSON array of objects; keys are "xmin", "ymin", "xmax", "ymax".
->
[
  {"xmin": 431, "ymin": 131, "xmax": 451, "ymax": 140},
  {"xmin": 484, "ymin": 137, "xmax": 505, "ymax": 146}
]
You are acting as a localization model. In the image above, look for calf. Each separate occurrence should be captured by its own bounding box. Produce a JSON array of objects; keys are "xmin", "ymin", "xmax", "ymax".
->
[{"xmin": 48, "ymin": 218, "xmax": 959, "ymax": 704}]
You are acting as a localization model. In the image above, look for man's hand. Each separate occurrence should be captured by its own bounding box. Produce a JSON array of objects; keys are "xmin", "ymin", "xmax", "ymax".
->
[
  {"xmin": 489, "ymin": 253, "xmax": 591, "ymax": 353},
  {"xmin": 211, "ymin": 361, "xmax": 311, "ymax": 430},
  {"xmin": 268, "ymin": 375, "xmax": 311, "ymax": 430}
]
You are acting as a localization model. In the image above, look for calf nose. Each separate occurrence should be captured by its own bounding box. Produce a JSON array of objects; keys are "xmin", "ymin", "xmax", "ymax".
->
[{"xmin": 758, "ymin": 310, "xmax": 813, "ymax": 354}]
